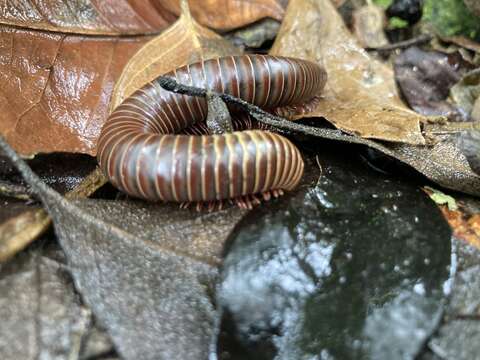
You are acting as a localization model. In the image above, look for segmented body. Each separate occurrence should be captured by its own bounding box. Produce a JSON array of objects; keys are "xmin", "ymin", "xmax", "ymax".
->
[{"xmin": 97, "ymin": 55, "xmax": 326, "ymax": 204}]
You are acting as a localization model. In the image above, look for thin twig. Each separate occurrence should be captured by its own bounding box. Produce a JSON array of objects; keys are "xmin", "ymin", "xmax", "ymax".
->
[
  {"xmin": 157, "ymin": 76, "xmax": 369, "ymax": 146},
  {"xmin": 365, "ymin": 34, "xmax": 433, "ymax": 52}
]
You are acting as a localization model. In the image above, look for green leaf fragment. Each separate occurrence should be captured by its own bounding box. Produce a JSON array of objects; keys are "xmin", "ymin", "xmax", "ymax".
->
[{"xmin": 425, "ymin": 186, "xmax": 458, "ymax": 211}]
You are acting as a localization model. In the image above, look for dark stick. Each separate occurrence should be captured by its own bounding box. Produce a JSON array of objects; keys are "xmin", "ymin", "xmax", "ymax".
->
[
  {"xmin": 157, "ymin": 76, "xmax": 371, "ymax": 146},
  {"xmin": 365, "ymin": 34, "xmax": 433, "ymax": 52}
]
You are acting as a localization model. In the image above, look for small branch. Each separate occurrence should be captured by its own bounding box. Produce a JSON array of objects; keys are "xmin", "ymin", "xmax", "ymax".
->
[
  {"xmin": 157, "ymin": 76, "xmax": 369, "ymax": 146},
  {"xmin": 205, "ymin": 92, "xmax": 233, "ymax": 134},
  {"xmin": 365, "ymin": 34, "xmax": 433, "ymax": 52}
]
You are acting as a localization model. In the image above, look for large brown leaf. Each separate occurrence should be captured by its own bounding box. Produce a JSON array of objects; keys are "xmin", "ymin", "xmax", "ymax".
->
[
  {"xmin": 0, "ymin": 26, "xmax": 151, "ymax": 156},
  {"xmin": 112, "ymin": 0, "xmax": 242, "ymax": 109},
  {"xmin": 0, "ymin": 0, "xmax": 284, "ymax": 35},
  {"xmin": 0, "ymin": 1, "xmax": 174, "ymax": 35},
  {"xmin": 270, "ymin": 0, "xmax": 425, "ymax": 145},
  {"xmin": 160, "ymin": 0, "xmax": 286, "ymax": 31},
  {"xmin": 0, "ymin": 1, "xmax": 276, "ymax": 156}
]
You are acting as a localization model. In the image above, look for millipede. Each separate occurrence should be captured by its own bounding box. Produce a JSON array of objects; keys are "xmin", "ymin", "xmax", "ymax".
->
[{"xmin": 97, "ymin": 54, "xmax": 327, "ymax": 210}]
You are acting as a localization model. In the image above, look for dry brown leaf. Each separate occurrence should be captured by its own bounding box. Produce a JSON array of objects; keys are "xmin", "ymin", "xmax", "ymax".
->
[
  {"xmin": 270, "ymin": 0, "xmax": 425, "ymax": 145},
  {"xmin": 0, "ymin": 0, "xmax": 284, "ymax": 35},
  {"xmin": 0, "ymin": 1, "xmax": 174, "ymax": 35},
  {"xmin": 112, "ymin": 0, "xmax": 242, "ymax": 110},
  {"xmin": 161, "ymin": 0, "xmax": 285, "ymax": 31},
  {"xmin": 442, "ymin": 210, "xmax": 480, "ymax": 249}
]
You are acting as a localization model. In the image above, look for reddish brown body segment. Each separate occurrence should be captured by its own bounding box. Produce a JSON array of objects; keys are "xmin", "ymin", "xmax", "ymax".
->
[{"xmin": 97, "ymin": 55, "xmax": 326, "ymax": 204}]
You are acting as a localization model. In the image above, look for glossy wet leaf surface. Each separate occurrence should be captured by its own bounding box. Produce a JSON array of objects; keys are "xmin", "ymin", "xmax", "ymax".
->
[
  {"xmin": 428, "ymin": 241, "xmax": 480, "ymax": 359},
  {"xmin": 0, "ymin": 27, "xmax": 151, "ymax": 156},
  {"xmin": 0, "ymin": 134, "xmax": 247, "ymax": 360},
  {"xmin": 217, "ymin": 143, "xmax": 453, "ymax": 359},
  {"xmin": 0, "ymin": 0, "xmax": 279, "ymax": 156},
  {"xmin": 0, "ymin": 0, "xmax": 284, "ymax": 34}
]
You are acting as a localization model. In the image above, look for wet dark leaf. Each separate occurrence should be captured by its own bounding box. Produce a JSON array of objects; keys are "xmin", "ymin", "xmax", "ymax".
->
[
  {"xmin": 0, "ymin": 155, "xmax": 104, "ymax": 262},
  {"xmin": 216, "ymin": 144, "xmax": 453, "ymax": 360},
  {"xmin": 0, "ymin": 131, "xmax": 247, "ymax": 359},
  {"xmin": 394, "ymin": 47, "xmax": 469, "ymax": 120},
  {"xmin": 429, "ymin": 241, "xmax": 480, "ymax": 360},
  {"xmin": 458, "ymin": 129, "xmax": 480, "ymax": 175},
  {"xmin": 0, "ymin": 239, "xmax": 91, "ymax": 359},
  {"xmin": 0, "ymin": 153, "xmax": 97, "ymax": 194},
  {"xmin": 41, "ymin": 198, "xmax": 244, "ymax": 360}
]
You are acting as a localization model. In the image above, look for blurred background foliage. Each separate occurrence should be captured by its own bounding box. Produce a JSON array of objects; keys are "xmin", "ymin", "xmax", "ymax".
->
[{"xmin": 373, "ymin": 0, "xmax": 480, "ymax": 39}]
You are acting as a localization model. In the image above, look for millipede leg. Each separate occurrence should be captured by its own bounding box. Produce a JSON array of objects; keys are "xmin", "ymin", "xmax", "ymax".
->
[
  {"xmin": 274, "ymin": 95, "xmax": 321, "ymax": 119},
  {"xmin": 179, "ymin": 188, "xmax": 286, "ymax": 212}
]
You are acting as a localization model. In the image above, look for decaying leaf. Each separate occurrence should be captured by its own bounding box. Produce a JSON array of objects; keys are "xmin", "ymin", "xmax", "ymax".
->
[
  {"xmin": 458, "ymin": 129, "xmax": 480, "ymax": 175},
  {"xmin": 225, "ymin": 18, "xmax": 281, "ymax": 49},
  {"xmin": 352, "ymin": 4, "xmax": 389, "ymax": 49},
  {"xmin": 0, "ymin": 0, "xmax": 285, "ymax": 34},
  {"xmin": 270, "ymin": 0, "xmax": 425, "ymax": 145},
  {"xmin": 0, "ymin": 132, "xmax": 247, "ymax": 360},
  {"xmin": 111, "ymin": 0, "xmax": 242, "ymax": 110},
  {"xmin": 0, "ymin": 1, "xmax": 174, "ymax": 35},
  {"xmin": 269, "ymin": 0, "xmax": 480, "ymax": 197},
  {"xmin": 0, "ymin": 159, "xmax": 106, "ymax": 262},
  {"xmin": 159, "ymin": 0, "xmax": 286, "ymax": 31},
  {"xmin": 394, "ymin": 47, "xmax": 470, "ymax": 120},
  {"xmin": 389, "ymin": 136, "xmax": 480, "ymax": 196},
  {"xmin": 0, "ymin": 239, "xmax": 91, "ymax": 359},
  {"xmin": 1, "ymin": 0, "xmax": 280, "ymax": 156},
  {"xmin": 435, "ymin": 35, "xmax": 480, "ymax": 62},
  {"xmin": 439, "ymin": 208, "xmax": 480, "ymax": 249}
]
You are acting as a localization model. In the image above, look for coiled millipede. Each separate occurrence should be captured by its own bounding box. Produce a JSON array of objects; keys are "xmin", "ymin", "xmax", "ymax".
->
[{"xmin": 97, "ymin": 55, "xmax": 326, "ymax": 210}]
